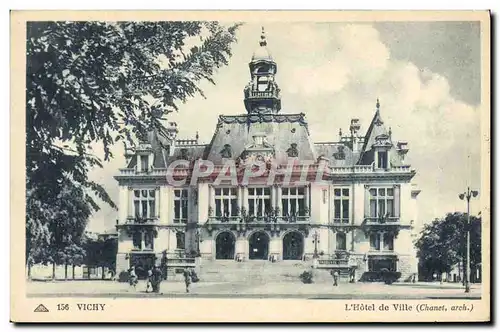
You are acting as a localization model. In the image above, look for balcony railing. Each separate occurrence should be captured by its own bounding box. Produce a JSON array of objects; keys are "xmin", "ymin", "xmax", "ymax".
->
[
  {"xmin": 124, "ymin": 216, "xmax": 159, "ymax": 225},
  {"xmin": 330, "ymin": 165, "xmax": 413, "ymax": 174},
  {"xmin": 118, "ymin": 167, "xmax": 168, "ymax": 176},
  {"xmin": 317, "ymin": 259, "xmax": 349, "ymax": 266},
  {"xmin": 363, "ymin": 217, "xmax": 400, "ymax": 225},
  {"xmin": 172, "ymin": 218, "xmax": 188, "ymax": 225},
  {"xmin": 245, "ymin": 90, "xmax": 280, "ymax": 99},
  {"xmin": 332, "ymin": 218, "xmax": 350, "ymax": 224},
  {"xmin": 207, "ymin": 214, "xmax": 310, "ymax": 225}
]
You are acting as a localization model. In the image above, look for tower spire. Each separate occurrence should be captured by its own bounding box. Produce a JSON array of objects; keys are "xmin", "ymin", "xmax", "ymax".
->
[
  {"xmin": 376, "ymin": 98, "xmax": 380, "ymax": 113},
  {"xmin": 245, "ymin": 27, "xmax": 281, "ymax": 114}
]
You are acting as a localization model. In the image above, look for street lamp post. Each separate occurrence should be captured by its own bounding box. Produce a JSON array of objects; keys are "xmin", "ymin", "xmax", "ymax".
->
[
  {"xmin": 458, "ymin": 187, "xmax": 479, "ymax": 293},
  {"xmin": 313, "ymin": 231, "xmax": 320, "ymax": 259}
]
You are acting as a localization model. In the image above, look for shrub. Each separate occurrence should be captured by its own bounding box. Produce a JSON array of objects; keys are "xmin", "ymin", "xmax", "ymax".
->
[
  {"xmin": 118, "ymin": 271, "xmax": 129, "ymax": 283},
  {"xmin": 299, "ymin": 270, "xmax": 314, "ymax": 284},
  {"xmin": 380, "ymin": 268, "xmax": 401, "ymax": 284},
  {"xmin": 359, "ymin": 270, "xmax": 402, "ymax": 283}
]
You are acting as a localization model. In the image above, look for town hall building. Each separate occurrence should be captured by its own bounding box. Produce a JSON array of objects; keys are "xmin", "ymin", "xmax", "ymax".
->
[{"xmin": 114, "ymin": 28, "xmax": 420, "ymax": 281}]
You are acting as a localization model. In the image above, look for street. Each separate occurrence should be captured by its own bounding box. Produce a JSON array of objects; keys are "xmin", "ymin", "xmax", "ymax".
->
[{"xmin": 26, "ymin": 280, "xmax": 481, "ymax": 299}]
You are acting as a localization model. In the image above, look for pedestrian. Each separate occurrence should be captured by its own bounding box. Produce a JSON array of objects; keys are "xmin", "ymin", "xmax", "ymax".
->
[
  {"xmin": 128, "ymin": 266, "xmax": 138, "ymax": 289},
  {"xmin": 183, "ymin": 267, "xmax": 192, "ymax": 293},
  {"xmin": 331, "ymin": 269, "xmax": 339, "ymax": 286},
  {"xmin": 146, "ymin": 268, "xmax": 153, "ymax": 293},
  {"xmin": 151, "ymin": 265, "xmax": 163, "ymax": 293},
  {"xmin": 190, "ymin": 268, "xmax": 199, "ymax": 283}
]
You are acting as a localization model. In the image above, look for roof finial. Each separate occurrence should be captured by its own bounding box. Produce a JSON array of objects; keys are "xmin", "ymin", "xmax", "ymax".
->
[
  {"xmin": 339, "ymin": 128, "xmax": 343, "ymax": 139},
  {"xmin": 376, "ymin": 98, "xmax": 380, "ymax": 113},
  {"xmin": 260, "ymin": 26, "xmax": 267, "ymax": 47},
  {"xmin": 389, "ymin": 127, "xmax": 392, "ymax": 137},
  {"xmin": 195, "ymin": 131, "xmax": 199, "ymax": 142}
]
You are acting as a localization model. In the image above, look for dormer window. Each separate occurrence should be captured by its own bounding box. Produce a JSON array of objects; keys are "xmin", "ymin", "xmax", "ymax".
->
[
  {"xmin": 377, "ymin": 150, "xmax": 388, "ymax": 169},
  {"xmin": 140, "ymin": 155, "xmax": 149, "ymax": 172}
]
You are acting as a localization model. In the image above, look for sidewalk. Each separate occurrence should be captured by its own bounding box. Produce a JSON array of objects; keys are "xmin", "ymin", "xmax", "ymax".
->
[{"xmin": 26, "ymin": 279, "xmax": 481, "ymax": 299}]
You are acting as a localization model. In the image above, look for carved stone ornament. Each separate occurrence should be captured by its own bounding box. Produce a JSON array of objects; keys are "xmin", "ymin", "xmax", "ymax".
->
[
  {"xmin": 220, "ymin": 144, "xmax": 233, "ymax": 158},
  {"xmin": 286, "ymin": 143, "xmax": 299, "ymax": 157},
  {"xmin": 333, "ymin": 145, "xmax": 346, "ymax": 160}
]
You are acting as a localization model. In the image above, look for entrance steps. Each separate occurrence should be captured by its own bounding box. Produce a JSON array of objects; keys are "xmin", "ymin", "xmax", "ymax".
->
[
  {"xmin": 198, "ymin": 259, "xmax": 311, "ymax": 283},
  {"xmin": 194, "ymin": 259, "xmax": 352, "ymax": 284}
]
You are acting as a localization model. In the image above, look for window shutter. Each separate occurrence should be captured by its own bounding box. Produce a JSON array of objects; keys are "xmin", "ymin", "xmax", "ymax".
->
[
  {"xmin": 364, "ymin": 185, "xmax": 370, "ymax": 219},
  {"xmin": 394, "ymin": 185, "xmax": 401, "ymax": 218}
]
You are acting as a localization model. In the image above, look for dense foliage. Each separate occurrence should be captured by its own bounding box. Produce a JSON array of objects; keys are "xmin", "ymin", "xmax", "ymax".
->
[
  {"xmin": 415, "ymin": 212, "xmax": 481, "ymax": 280},
  {"xmin": 26, "ymin": 21, "xmax": 240, "ymax": 271}
]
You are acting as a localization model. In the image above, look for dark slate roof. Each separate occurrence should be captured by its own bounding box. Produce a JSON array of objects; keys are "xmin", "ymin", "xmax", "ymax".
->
[
  {"xmin": 314, "ymin": 142, "xmax": 360, "ymax": 167},
  {"xmin": 203, "ymin": 113, "xmax": 317, "ymax": 164},
  {"xmin": 357, "ymin": 110, "xmax": 404, "ymax": 166},
  {"xmin": 166, "ymin": 144, "xmax": 208, "ymax": 164}
]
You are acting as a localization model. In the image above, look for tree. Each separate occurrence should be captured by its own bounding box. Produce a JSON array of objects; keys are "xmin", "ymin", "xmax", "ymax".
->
[
  {"xmin": 82, "ymin": 235, "xmax": 117, "ymax": 279},
  {"xmin": 26, "ymin": 21, "xmax": 241, "ymax": 272},
  {"xmin": 27, "ymin": 181, "xmax": 91, "ymax": 279},
  {"xmin": 415, "ymin": 212, "xmax": 481, "ymax": 280}
]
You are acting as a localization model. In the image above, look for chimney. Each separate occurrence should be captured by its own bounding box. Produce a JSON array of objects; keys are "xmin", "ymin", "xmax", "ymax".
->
[
  {"xmin": 350, "ymin": 118, "xmax": 361, "ymax": 152},
  {"xmin": 397, "ymin": 141, "xmax": 409, "ymax": 163}
]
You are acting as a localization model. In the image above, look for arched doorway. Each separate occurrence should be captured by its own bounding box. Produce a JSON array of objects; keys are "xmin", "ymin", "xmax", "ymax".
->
[
  {"xmin": 249, "ymin": 231, "xmax": 269, "ymax": 260},
  {"xmin": 215, "ymin": 231, "xmax": 235, "ymax": 260},
  {"xmin": 282, "ymin": 231, "xmax": 304, "ymax": 260}
]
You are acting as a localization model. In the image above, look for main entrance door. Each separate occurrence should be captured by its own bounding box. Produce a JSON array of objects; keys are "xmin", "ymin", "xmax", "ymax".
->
[
  {"xmin": 215, "ymin": 231, "xmax": 236, "ymax": 260},
  {"xmin": 249, "ymin": 231, "xmax": 269, "ymax": 260},
  {"xmin": 282, "ymin": 231, "xmax": 304, "ymax": 260}
]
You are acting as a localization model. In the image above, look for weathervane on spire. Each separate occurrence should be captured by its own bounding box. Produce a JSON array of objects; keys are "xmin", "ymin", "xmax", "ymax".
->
[{"xmin": 260, "ymin": 26, "xmax": 267, "ymax": 47}]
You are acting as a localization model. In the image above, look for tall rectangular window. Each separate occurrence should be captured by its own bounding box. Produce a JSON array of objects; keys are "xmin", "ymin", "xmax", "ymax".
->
[
  {"xmin": 370, "ymin": 233, "xmax": 381, "ymax": 251},
  {"xmin": 377, "ymin": 151, "xmax": 388, "ymax": 169},
  {"xmin": 369, "ymin": 188, "xmax": 395, "ymax": 219},
  {"xmin": 214, "ymin": 188, "xmax": 238, "ymax": 218},
  {"xmin": 336, "ymin": 232, "xmax": 347, "ymax": 250},
  {"xmin": 174, "ymin": 189, "xmax": 188, "ymax": 223},
  {"xmin": 333, "ymin": 188, "xmax": 350, "ymax": 223},
  {"xmin": 281, "ymin": 187, "xmax": 306, "ymax": 217},
  {"xmin": 144, "ymin": 231, "xmax": 154, "ymax": 250},
  {"xmin": 133, "ymin": 189, "xmax": 156, "ymax": 218},
  {"xmin": 140, "ymin": 155, "xmax": 149, "ymax": 172},
  {"xmin": 369, "ymin": 233, "xmax": 394, "ymax": 251},
  {"xmin": 248, "ymin": 187, "xmax": 271, "ymax": 217},
  {"xmin": 383, "ymin": 234, "xmax": 394, "ymax": 251},
  {"xmin": 132, "ymin": 232, "xmax": 142, "ymax": 250},
  {"xmin": 176, "ymin": 232, "xmax": 185, "ymax": 250}
]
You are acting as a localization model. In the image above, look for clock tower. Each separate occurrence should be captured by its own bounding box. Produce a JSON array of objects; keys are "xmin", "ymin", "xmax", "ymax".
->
[{"xmin": 243, "ymin": 27, "xmax": 282, "ymax": 114}]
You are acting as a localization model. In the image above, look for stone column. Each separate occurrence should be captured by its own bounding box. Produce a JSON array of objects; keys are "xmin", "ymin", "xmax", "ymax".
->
[
  {"xmin": 242, "ymin": 186, "xmax": 248, "ymax": 211},
  {"xmin": 276, "ymin": 185, "xmax": 282, "ymax": 215},
  {"xmin": 208, "ymin": 185, "xmax": 215, "ymax": 214},
  {"xmin": 304, "ymin": 185, "xmax": 309, "ymax": 213},
  {"xmin": 155, "ymin": 187, "xmax": 160, "ymax": 219},
  {"xmin": 271, "ymin": 185, "xmax": 276, "ymax": 209},
  {"xmin": 128, "ymin": 187, "xmax": 133, "ymax": 218},
  {"xmin": 238, "ymin": 186, "xmax": 243, "ymax": 210}
]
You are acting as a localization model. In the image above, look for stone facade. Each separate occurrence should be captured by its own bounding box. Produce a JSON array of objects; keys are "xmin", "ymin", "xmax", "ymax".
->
[{"xmin": 113, "ymin": 28, "xmax": 421, "ymax": 282}]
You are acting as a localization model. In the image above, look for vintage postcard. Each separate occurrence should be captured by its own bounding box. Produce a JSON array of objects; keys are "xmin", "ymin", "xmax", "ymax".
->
[{"xmin": 11, "ymin": 10, "xmax": 490, "ymax": 323}]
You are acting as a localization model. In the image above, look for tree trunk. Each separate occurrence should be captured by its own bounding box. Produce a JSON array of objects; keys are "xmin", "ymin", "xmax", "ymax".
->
[
  {"xmin": 27, "ymin": 263, "xmax": 32, "ymax": 280},
  {"xmin": 72, "ymin": 265, "xmax": 75, "ymax": 280},
  {"xmin": 64, "ymin": 264, "xmax": 68, "ymax": 280},
  {"xmin": 52, "ymin": 262, "xmax": 56, "ymax": 280},
  {"xmin": 102, "ymin": 266, "xmax": 105, "ymax": 279}
]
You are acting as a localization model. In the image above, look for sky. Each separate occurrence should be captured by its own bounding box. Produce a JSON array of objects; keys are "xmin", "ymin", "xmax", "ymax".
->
[{"xmin": 87, "ymin": 22, "xmax": 483, "ymax": 233}]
